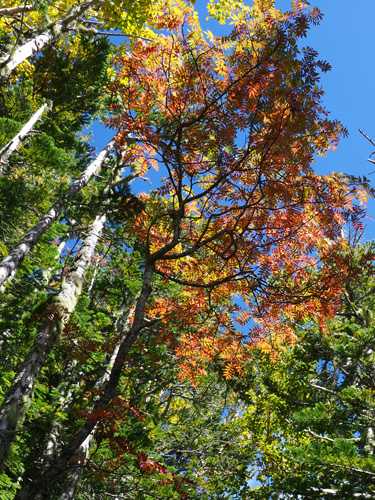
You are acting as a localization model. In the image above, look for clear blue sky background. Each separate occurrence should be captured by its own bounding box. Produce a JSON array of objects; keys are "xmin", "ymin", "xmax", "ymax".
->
[{"xmin": 92, "ymin": 0, "xmax": 375, "ymax": 239}]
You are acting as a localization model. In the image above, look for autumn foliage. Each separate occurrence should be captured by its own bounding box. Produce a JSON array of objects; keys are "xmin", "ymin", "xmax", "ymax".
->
[{"xmin": 108, "ymin": 1, "xmax": 362, "ymax": 378}]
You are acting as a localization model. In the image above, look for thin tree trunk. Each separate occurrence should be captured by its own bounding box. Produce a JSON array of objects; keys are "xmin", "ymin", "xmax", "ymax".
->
[
  {"xmin": 37, "ymin": 301, "xmax": 131, "ymax": 500},
  {"xmin": 0, "ymin": 214, "xmax": 106, "ymax": 467},
  {"xmin": 57, "ymin": 339, "xmax": 124, "ymax": 500},
  {"xmin": 0, "ymin": 31, "xmax": 55, "ymax": 79},
  {"xmin": 0, "ymin": 139, "xmax": 114, "ymax": 287},
  {"xmin": 0, "ymin": 100, "xmax": 52, "ymax": 174},
  {"xmin": 0, "ymin": 0, "xmax": 102, "ymax": 80},
  {"xmin": 14, "ymin": 260, "xmax": 155, "ymax": 500},
  {"xmin": 13, "ymin": 192, "xmax": 184, "ymax": 498},
  {"xmin": 58, "ymin": 434, "xmax": 93, "ymax": 500}
]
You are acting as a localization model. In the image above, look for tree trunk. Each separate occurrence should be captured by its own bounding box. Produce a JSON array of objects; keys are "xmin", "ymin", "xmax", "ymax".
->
[
  {"xmin": 0, "ymin": 0, "xmax": 103, "ymax": 80},
  {"xmin": 0, "ymin": 214, "xmax": 106, "ymax": 467},
  {"xmin": 57, "ymin": 434, "xmax": 93, "ymax": 500},
  {"xmin": 35, "ymin": 301, "xmax": 131, "ymax": 500},
  {"xmin": 0, "ymin": 139, "xmax": 114, "ymax": 287},
  {"xmin": 0, "ymin": 100, "xmax": 52, "ymax": 174},
  {"xmin": 13, "ymin": 260, "xmax": 155, "ymax": 499},
  {"xmin": 0, "ymin": 31, "xmax": 56, "ymax": 80},
  {"xmin": 56, "ymin": 338, "xmax": 125, "ymax": 500},
  {"xmin": 13, "ymin": 195, "xmax": 184, "ymax": 498}
]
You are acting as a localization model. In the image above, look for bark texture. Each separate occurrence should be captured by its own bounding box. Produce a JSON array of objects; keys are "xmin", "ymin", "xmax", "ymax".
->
[
  {"xmin": 0, "ymin": 214, "xmax": 106, "ymax": 467},
  {"xmin": 0, "ymin": 6, "xmax": 34, "ymax": 17},
  {"xmin": 0, "ymin": 101, "xmax": 52, "ymax": 173},
  {"xmin": 0, "ymin": 139, "xmax": 114, "ymax": 287},
  {"xmin": 57, "ymin": 434, "xmax": 93, "ymax": 500},
  {"xmin": 0, "ymin": 0, "xmax": 103, "ymax": 80},
  {"xmin": 13, "ymin": 260, "xmax": 155, "ymax": 499},
  {"xmin": 14, "ymin": 194, "xmax": 184, "ymax": 498}
]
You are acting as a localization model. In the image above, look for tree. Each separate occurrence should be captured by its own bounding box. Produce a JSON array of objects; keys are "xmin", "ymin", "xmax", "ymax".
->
[
  {"xmin": 0, "ymin": 0, "xmax": 159, "ymax": 80},
  {"xmin": 232, "ymin": 237, "xmax": 375, "ymax": 499},
  {"xmin": 0, "ymin": 100, "xmax": 52, "ymax": 169},
  {"xmin": 0, "ymin": 1, "xmax": 371, "ymax": 499}
]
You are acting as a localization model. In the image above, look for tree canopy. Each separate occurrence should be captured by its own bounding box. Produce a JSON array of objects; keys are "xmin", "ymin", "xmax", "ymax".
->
[{"xmin": 0, "ymin": 0, "xmax": 374, "ymax": 499}]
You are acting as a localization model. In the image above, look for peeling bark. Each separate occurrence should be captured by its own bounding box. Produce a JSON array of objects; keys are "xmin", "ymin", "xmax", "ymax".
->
[
  {"xmin": 0, "ymin": 139, "xmax": 114, "ymax": 287},
  {"xmin": 0, "ymin": 214, "xmax": 106, "ymax": 467}
]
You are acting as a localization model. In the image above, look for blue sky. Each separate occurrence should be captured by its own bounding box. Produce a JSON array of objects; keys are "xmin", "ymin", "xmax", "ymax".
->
[
  {"xmin": 92, "ymin": 0, "xmax": 375, "ymax": 239},
  {"xmin": 273, "ymin": 1, "xmax": 375, "ymax": 242},
  {"xmin": 274, "ymin": 0, "xmax": 375, "ymax": 172}
]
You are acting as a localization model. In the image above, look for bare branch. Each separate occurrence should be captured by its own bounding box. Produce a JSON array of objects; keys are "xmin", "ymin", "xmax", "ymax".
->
[{"xmin": 0, "ymin": 5, "xmax": 34, "ymax": 17}]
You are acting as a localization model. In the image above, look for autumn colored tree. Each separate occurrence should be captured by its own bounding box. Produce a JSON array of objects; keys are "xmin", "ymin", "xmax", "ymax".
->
[{"xmin": 0, "ymin": 1, "xmax": 372, "ymax": 499}]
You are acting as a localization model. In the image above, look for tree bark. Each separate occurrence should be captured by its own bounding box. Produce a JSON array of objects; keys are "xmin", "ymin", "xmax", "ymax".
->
[
  {"xmin": 56, "ymin": 339, "xmax": 124, "ymax": 500},
  {"xmin": 0, "ymin": 0, "xmax": 103, "ymax": 80},
  {"xmin": 0, "ymin": 6, "xmax": 34, "ymax": 17},
  {"xmin": 0, "ymin": 139, "xmax": 114, "ymax": 288},
  {"xmin": 35, "ymin": 302, "xmax": 131, "ymax": 500},
  {"xmin": 13, "ymin": 187, "xmax": 185, "ymax": 498},
  {"xmin": 0, "ymin": 100, "xmax": 52, "ymax": 174},
  {"xmin": 13, "ymin": 259, "xmax": 155, "ymax": 499},
  {"xmin": 0, "ymin": 214, "xmax": 106, "ymax": 467},
  {"xmin": 58, "ymin": 434, "xmax": 93, "ymax": 500}
]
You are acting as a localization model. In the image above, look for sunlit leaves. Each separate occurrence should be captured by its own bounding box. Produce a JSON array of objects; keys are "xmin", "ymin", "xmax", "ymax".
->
[{"xmin": 107, "ymin": 0, "xmax": 372, "ymax": 385}]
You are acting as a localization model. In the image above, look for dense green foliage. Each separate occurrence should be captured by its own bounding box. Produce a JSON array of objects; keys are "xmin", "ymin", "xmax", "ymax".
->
[{"xmin": 231, "ymin": 239, "xmax": 375, "ymax": 499}]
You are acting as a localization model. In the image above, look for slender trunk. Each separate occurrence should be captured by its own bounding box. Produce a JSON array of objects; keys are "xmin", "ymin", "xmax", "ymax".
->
[
  {"xmin": 0, "ymin": 0, "xmax": 102, "ymax": 80},
  {"xmin": 42, "ymin": 238, "xmax": 67, "ymax": 286},
  {"xmin": 13, "ymin": 197, "xmax": 183, "ymax": 498},
  {"xmin": 0, "ymin": 139, "xmax": 114, "ymax": 287},
  {"xmin": 14, "ymin": 260, "xmax": 155, "ymax": 499},
  {"xmin": 38, "ymin": 303, "xmax": 131, "ymax": 500},
  {"xmin": 0, "ymin": 214, "xmax": 106, "ymax": 467},
  {"xmin": 57, "ymin": 339, "xmax": 124, "ymax": 500},
  {"xmin": 0, "ymin": 101, "xmax": 52, "ymax": 174},
  {"xmin": 58, "ymin": 434, "xmax": 93, "ymax": 500},
  {"xmin": 0, "ymin": 31, "xmax": 55, "ymax": 80}
]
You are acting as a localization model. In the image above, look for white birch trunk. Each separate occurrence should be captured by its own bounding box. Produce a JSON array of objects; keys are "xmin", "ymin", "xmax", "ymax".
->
[
  {"xmin": 0, "ymin": 0, "xmax": 103, "ymax": 80},
  {"xmin": 0, "ymin": 101, "xmax": 52, "ymax": 173},
  {"xmin": 0, "ymin": 214, "xmax": 106, "ymax": 467},
  {"xmin": 0, "ymin": 31, "xmax": 55, "ymax": 80},
  {"xmin": 35, "ymin": 295, "xmax": 134, "ymax": 499},
  {"xmin": 0, "ymin": 139, "xmax": 114, "ymax": 288}
]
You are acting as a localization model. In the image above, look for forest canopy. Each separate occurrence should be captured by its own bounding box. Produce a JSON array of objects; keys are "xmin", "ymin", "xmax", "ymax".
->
[{"xmin": 0, "ymin": 1, "xmax": 374, "ymax": 499}]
